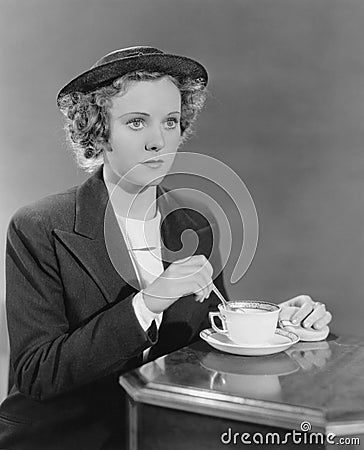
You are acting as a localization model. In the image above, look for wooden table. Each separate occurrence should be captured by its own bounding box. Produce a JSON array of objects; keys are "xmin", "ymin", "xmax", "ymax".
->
[{"xmin": 120, "ymin": 333, "xmax": 364, "ymax": 449}]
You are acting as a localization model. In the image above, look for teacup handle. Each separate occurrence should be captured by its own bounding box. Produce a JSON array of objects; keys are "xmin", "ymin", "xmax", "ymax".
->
[{"xmin": 209, "ymin": 312, "xmax": 229, "ymax": 335}]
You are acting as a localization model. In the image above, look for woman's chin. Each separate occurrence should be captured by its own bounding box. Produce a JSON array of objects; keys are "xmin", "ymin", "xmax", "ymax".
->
[
  {"xmin": 146, "ymin": 175, "xmax": 165, "ymax": 185},
  {"xmin": 137, "ymin": 170, "xmax": 167, "ymax": 186}
]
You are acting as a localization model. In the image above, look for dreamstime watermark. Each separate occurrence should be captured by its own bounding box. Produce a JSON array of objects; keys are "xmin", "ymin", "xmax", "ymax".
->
[
  {"xmin": 220, "ymin": 421, "xmax": 361, "ymax": 446},
  {"xmin": 104, "ymin": 152, "xmax": 259, "ymax": 293}
]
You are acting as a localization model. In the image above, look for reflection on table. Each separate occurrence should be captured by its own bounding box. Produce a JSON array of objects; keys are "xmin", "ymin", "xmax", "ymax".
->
[{"xmin": 120, "ymin": 334, "xmax": 364, "ymax": 449}]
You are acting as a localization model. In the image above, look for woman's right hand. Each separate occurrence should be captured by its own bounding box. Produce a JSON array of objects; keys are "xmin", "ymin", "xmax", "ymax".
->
[{"xmin": 142, "ymin": 254, "xmax": 214, "ymax": 314}]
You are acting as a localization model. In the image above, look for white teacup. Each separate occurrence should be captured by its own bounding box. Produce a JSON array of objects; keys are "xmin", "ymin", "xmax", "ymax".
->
[{"xmin": 209, "ymin": 301, "xmax": 281, "ymax": 346}]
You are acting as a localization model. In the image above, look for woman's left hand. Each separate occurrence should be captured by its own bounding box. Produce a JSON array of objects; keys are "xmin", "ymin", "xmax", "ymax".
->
[{"xmin": 277, "ymin": 295, "xmax": 332, "ymax": 341}]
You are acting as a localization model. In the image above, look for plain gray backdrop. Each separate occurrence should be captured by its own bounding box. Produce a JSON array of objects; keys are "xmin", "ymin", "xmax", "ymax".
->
[{"xmin": 1, "ymin": 0, "xmax": 364, "ymax": 399}]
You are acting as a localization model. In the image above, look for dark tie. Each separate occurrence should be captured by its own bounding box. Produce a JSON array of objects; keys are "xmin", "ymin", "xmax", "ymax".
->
[{"xmin": 147, "ymin": 319, "xmax": 157, "ymax": 342}]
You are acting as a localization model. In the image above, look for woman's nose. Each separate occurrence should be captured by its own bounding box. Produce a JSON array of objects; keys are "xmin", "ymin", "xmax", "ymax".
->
[{"xmin": 145, "ymin": 127, "xmax": 165, "ymax": 152}]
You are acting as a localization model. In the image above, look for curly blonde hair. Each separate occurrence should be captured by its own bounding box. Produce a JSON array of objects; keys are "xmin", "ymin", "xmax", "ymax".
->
[{"xmin": 58, "ymin": 71, "xmax": 207, "ymax": 173}]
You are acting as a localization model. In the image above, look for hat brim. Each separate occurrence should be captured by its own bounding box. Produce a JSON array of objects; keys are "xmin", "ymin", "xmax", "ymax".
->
[{"xmin": 57, "ymin": 53, "xmax": 208, "ymax": 107}]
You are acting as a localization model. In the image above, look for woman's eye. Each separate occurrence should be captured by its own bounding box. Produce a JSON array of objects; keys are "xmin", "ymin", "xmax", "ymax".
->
[
  {"xmin": 165, "ymin": 118, "xmax": 179, "ymax": 129},
  {"xmin": 127, "ymin": 118, "xmax": 145, "ymax": 130}
]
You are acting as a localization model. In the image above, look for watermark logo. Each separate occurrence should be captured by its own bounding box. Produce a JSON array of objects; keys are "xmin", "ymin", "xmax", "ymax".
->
[
  {"xmin": 104, "ymin": 152, "xmax": 259, "ymax": 293},
  {"xmin": 300, "ymin": 421, "xmax": 311, "ymax": 432},
  {"xmin": 220, "ymin": 421, "xmax": 361, "ymax": 446}
]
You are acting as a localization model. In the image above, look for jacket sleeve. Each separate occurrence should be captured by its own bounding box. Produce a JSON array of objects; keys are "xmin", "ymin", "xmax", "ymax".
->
[{"xmin": 5, "ymin": 207, "xmax": 156, "ymax": 401}]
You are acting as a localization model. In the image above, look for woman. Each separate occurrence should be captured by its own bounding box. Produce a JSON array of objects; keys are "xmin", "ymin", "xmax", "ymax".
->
[{"xmin": 0, "ymin": 46, "xmax": 332, "ymax": 449}]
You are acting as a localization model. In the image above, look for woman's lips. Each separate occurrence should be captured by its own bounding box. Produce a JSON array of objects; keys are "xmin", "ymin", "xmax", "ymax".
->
[
  {"xmin": 142, "ymin": 160, "xmax": 164, "ymax": 169},
  {"xmin": 141, "ymin": 160, "xmax": 164, "ymax": 168}
]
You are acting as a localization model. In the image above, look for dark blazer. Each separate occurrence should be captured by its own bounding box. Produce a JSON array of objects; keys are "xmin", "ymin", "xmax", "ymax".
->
[{"xmin": 0, "ymin": 166, "xmax": 228, "ymax": 449}]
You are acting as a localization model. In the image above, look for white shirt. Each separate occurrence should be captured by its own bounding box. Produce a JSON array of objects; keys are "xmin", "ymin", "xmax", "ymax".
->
[
  {"xmin": 103, "ymin": 171, "xmax": 164, "ymax": 361},
  {"xmin": 116, "ymin": 210, "xmax": 164, "ymax": 332}
]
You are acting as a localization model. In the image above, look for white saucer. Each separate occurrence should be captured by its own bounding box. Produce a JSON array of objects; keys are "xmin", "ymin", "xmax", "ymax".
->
[{"xmin": 200, "ymin": 328, "xmax": 299, "ymax": 356}]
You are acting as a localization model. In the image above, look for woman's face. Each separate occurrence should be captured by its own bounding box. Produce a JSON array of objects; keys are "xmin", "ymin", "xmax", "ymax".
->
[{"xmin": 104, "ymin": 77, "xmax": 182, "ymax": 190}]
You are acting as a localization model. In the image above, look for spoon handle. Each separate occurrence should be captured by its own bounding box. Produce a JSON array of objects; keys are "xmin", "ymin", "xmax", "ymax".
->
[{"xmin": 212, "ymin": 283, "xmax": 230, "ymax": 309}]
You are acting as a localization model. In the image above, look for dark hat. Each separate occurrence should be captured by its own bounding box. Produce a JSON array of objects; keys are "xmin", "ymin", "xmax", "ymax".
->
[{"xmin": 57, "ymin": 45, "xmax": 208, "ymax": 107}]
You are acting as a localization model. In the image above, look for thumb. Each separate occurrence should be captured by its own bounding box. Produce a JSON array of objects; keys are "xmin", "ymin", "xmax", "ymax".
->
[{"xmin": 279, "ymin": 305, "xmax": 300, "ymax": 322}]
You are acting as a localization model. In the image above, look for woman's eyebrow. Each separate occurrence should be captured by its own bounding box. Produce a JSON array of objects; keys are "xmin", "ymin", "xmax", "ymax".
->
[
  {"xmin": 119, "ymin": 111, "xmax": 149, "ymax": 118},
  {"xmin": 118, "ymin": 110, "xmax": 181, "ymax": 118}
]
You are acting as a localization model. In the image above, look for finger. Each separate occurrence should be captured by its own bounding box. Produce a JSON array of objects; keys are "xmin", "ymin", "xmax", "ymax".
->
[
  {"xmin": 313, "ymin": 311, "xmax": 332, "ymax": 330},
  {"xmin": 194, "ymin": 278, "xmax": 209, "ymax": 302},
  {"xmin": 298, "ymin": 357, "xmax": 314, "ymax": 371},
  {"xmin": 184, "ymin": 255, "xmax": 213, "ymax": 278},
  {"xmin": 194, "ymin": 286, "xmax": 204, "ymax": 302},
  {"xmin": 199, "ymin": 280, "xmax": 213, "ymax": 301},
  {"xmin": 171, "ymin": 265, "xmax": 207, "ymax": 281},
  {"xmin": 176, "ymin": 265, "xmax": 212, "ymax": 299},
  {"xmin": 201, "ymin": 258, "xmax": 213, "ymax": 278},
  {"xmin": 302, "ymin": 304, "xmax": 326, "ymax": 328},
  {"xmin": 204, "ymin": 279, "xmax": 214, "ymax": 301},
  {"xmin": 291, "ymin": 303, "xmax": 314, "ymax": 325},
  {"xmin": 294, "ymin": 341, "xmax": 329, "ymax": 352},
  {"xmin": 189, "ymin": 256, "xmax": 214, "ymax": 281},
  {"xmin": 193, "ymin": 261, "xmax": 213, "ymax": 284},
  {"xmin": 292, "ymin": 353, "xmax": 313, "ymax": 371},
  {"xmin": 189, "ymin": 254, "xmax": 208, "ymax": 267},
  {"xmin": 174, "ymin": 255, "xmax": 206, "ymax": 268},
  {"xmin": 194, "ymin": 279, "xmax": 206, "ymax": 302},
  {"xmin": 174, "ymin": 256, "xmax": 195, "ymax": 264},
  {"xmin": 301, "ymin": 350, "xmax": 317, "ymax": 366},
  {"xmin": 279, "ymin": 305, "xmax": 300, "ymax": 321},
  {"xmin": 278, "ymin": 294, "xmax": 313, "ymax": 308},
  {"xmin": 196, "ymin": 271, "xmax": 213, "ymax": 297},
  {"xmin": 202, "ymin": 278, "xmax": 212, "ymax": 300},
  {"xmin": 174, "ymin": 260, "xmax": 210, "ymax": 279}
]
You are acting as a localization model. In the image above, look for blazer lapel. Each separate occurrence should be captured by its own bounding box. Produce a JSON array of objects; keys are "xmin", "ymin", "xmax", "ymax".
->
[
  {"xmin": 54, "ymin": 167, "xmax": 141, "ymax": 304},
  {"xmin": 154, "ymin": 187, "xmax": 215, "ymax": 352},
  {"xmin": 157, "ymin": 186, "xmax": 212, "ymax": 269},
  {"xmin": 54, "ymin": 166, "xmax": 213, "ymax": 309}
]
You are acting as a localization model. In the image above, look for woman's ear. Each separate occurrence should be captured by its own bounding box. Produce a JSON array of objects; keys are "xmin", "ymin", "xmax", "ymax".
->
[
  {"xmin": 104, "ymin": 141, "xmax": 113, "ymax": 152},
  {"xmin": 102, "ymin": 148, "xmax": 111, "ymax": 165}
]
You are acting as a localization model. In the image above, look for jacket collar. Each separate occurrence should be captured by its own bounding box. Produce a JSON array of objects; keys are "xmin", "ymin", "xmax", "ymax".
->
[
  {"xmin": 74, "ymin": 166, "xmax": 111, "ymax": 240},
  {"xmin": 74, "ymin": 165, "xmax": 199, "ymax": 241},
  {"xmin": 62, "ymin": 165, "xmax": 204, "ymax": 303}
]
